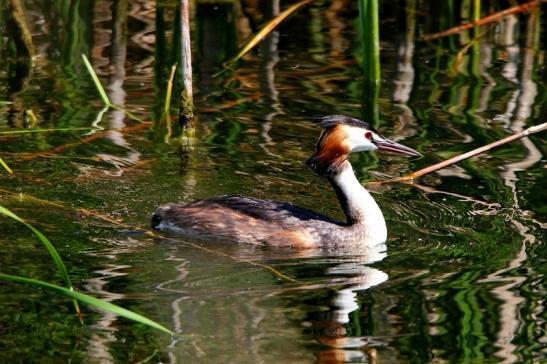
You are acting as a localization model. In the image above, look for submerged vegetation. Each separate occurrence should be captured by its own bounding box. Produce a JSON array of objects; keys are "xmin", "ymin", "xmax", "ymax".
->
[{"xmin": 0, "ymin": 0, "xmax": 545, "ymax": 362}]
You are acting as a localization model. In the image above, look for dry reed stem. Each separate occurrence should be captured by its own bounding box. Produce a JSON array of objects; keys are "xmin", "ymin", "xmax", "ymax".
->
[
  {"xmin": 422, "ymin": 0, "xmax": 541, "ymax": 41},
  {"xmin": 220, "ymin": 0, "xmax": 313, "ymax": 71},
  {"xmin": 179, "ymin": 0, "xmax": 193, "ymax": 103},
  {"xmin": 163, "ymin": 64, "xmax": 177, "ymax": 144},
  {"xmin": 449, "ymin": 28, "xmax": 490, "ymax": 75}
]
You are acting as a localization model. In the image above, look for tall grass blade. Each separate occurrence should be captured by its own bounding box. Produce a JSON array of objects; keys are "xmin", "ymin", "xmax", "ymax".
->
[
  {"xmin": 0, "ymin": 205, "xmax": 81, "ymax": 316},
  {"xmin": 82, "ymin": 54, "xmax": 111, "ymax": 106},
  {"xmin": 0, "ymin": 127, "xmax": 95, "ymax": 135},
  {"xmin": 0, "ymin": 273, "xmax": 173, "ymax": 335},
  {"xmin": 222, "ymin": 0, "xmax": 312, "ymax": 69},
  {"xmin": 359, "ymin": 0, "xmax": 380, "ymax": 85},
  {"xmin": 0, "ymin": 157, "xmax": 13, "ymax": 174},
  {"xmin": 82, "ymin": 54, "xmax": 144, "ymax": 122}
]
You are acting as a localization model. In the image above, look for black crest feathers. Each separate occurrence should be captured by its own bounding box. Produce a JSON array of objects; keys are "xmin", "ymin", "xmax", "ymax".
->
[
  {"xmin": 306, "ymin": 115, "xmax": 372, "ymax": 177},
  {"xmin": 313, "ymin": 115, "xmax": 375, "ymax": 132}
]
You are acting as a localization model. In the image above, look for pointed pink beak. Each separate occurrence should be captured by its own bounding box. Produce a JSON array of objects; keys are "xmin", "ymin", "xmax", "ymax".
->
[{"xmin": 374, "ymin": 137, "xmax": 421, "ymax": 157}]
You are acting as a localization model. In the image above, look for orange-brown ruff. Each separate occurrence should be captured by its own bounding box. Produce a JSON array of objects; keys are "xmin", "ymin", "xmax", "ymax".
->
[{"xmin": 152, "ymin": 115, "xmax": 420, "ymax": 248}]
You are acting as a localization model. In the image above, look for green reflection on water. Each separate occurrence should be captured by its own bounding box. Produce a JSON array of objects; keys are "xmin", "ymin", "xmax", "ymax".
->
[{"xmin": 0, "ymin": 1, "xmax": 545, "ymax": 363}]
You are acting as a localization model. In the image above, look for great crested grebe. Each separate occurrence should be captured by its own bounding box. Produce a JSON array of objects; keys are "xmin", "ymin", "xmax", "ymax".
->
[{"xmin": 151, "ymin": 115, "xmax": 420, "ymax": 248}]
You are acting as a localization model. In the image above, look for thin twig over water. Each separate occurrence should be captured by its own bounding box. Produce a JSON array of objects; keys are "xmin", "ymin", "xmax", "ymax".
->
[{"xmin": 384, "ymin": 122, "xmax": 547, "ymax": 183}]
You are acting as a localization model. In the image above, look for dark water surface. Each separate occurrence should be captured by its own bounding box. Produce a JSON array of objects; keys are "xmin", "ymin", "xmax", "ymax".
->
[{"xmin": 1, "ymin": 1, "xmax": 546, "ymax": 363}]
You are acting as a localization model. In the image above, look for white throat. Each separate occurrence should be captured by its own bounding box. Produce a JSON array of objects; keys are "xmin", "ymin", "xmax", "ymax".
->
[{"xmin": 332, "ymin": 164, "xmax": 387, "ymax": 242}]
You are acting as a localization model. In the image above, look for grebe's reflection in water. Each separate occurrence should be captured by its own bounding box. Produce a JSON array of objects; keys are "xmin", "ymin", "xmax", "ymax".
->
[
  {"xmin": 304, "ymin": 242, "xmax": 388, "ymax": 364},
  {"xmin": 156, "ymin": 237, "xmax": 389, "ymax": 363}
]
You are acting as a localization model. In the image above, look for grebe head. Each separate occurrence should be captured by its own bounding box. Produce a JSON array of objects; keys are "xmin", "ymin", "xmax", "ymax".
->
[{"xmin": 307, "ymin": 115, "xmax": 420, "ymax": 176}]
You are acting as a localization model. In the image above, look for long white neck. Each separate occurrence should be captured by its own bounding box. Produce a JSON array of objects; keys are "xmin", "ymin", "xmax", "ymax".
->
[{"xmin": 329, "ymin": 162, "xmax": 387, "ymax": 242}]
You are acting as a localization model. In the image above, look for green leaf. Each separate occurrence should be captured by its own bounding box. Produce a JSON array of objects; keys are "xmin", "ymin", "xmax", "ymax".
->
[
  {"xmin": 81, "ymin": 54, "xmax": 144, "ymax": 122},
  {"xmin": 82, "ymin": 54, "xmax": 111, "ymax": 106},
  {"xmin": 0, "ymin": 205, "xmax": 80, "ymax": 315},
  {"xmin": 0, "ymin": 273, "xmax": 173, "ymax": 335},
  {"xmin": 0, "ymin": 127, "xmax": 95, "ymax": 135},
  {"xmin": 0, "ymin": 157, "xmax": 13, "ymax": 174}
]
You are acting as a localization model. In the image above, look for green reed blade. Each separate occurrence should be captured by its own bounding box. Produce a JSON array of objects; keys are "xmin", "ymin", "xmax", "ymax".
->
[
  {"xmin": 0, "ymin": 205, "xmax": 80, "ymax": 315},
  {"xmin": 358, "ymin": 0, "xmax": 381, "ymax": 85},
  {"xmin": 0, "ymin": 273, "xmax": 173, "ymax": 335},
  {"xmin": 358, "ymin": 0, "xmax": 381, "ymax": 126},
  {"xmin": 81, "ymin": 54, "xmax": 143, "ymax": 122},
  {"xmin": 82, "ymin": 54, "xmax": 111, "ymax": 106},
  {"xmin": 0, "ymin": 157, "xmax": 13, "ymax": 174},
  {"xmin": 0, "ymin": 127, "xmax": 95, "ymax": 135}
]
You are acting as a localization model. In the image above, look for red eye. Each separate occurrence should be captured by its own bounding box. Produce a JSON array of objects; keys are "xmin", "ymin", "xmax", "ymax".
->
[{"xmin": 365, "ymin": 132, "xmax": 373, "ymax": 140}]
